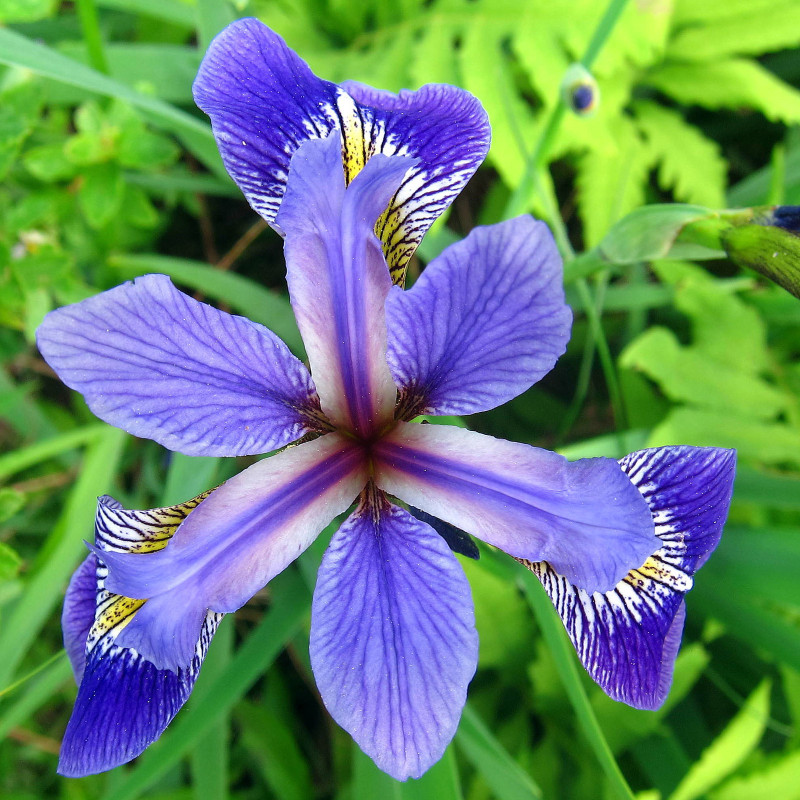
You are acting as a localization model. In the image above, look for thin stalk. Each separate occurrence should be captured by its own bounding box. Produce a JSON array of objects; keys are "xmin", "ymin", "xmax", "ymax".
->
[
  {"xmin": 75, "ymin": 0, "xmax": 109, "ymax": 74},
  {"xmin": 534, "ymin": 172, "xmax": 628, "ymax": 436},
  {"xmin": 503, "ymin": 0, "xmax": 631, "ymax": 220}
]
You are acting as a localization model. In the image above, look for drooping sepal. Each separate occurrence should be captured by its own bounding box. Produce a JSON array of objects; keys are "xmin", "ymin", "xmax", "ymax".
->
[
  {"xmin": 522, "ymin": 446, "xmax": 736, "ymax": 710},
  {"xmin": 58, "ymin": 493, "xmax": 223, "ymax": 777},
  {"xmin": 310, "ymin": 487, "xmax": 478, "ymax": 780}
]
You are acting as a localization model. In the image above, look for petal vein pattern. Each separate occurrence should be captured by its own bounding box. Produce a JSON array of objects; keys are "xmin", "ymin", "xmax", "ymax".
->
[
  {"xmin": 193, "ymin": 18, "xmax": 490, "ymax": 284},
  {"xmin": 374, "ymin": 422, "xmax": 658, "ymax": 593},
  {"xmin": 310, "ymin": 490, "xmax": 478, "ymax": 780},
  {"xmin": 386, "ymin": 216, "xmax": 572, "ymax": 417},
  {"xmin": 36, "ymin": 274, "xmax": 320, "ymax": 457},
  {"xmin": 278, "ymin": 134, "xmax": 410, "ymax": 437},
  {"xmin": 59, "ymin": 494, "xmax": 223, "ymax": 777},
  {"xmin": 98, "ymin": 433, "xmax": 366, "ymax": 670},
  {"xmin": 522, "ymin": 446, "xmax": 736, "ymax": 709}
]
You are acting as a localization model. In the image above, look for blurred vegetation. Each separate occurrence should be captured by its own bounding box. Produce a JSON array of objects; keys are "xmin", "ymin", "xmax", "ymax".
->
[{"xmin": 1, "ymin": 0, "xmax": 800, "ymax": 799}]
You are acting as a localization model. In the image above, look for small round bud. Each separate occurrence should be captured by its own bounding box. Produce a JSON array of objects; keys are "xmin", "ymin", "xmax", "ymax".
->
[{"xmin": 561, "ymin": 63, "xmax": 599, "ymax": 117}]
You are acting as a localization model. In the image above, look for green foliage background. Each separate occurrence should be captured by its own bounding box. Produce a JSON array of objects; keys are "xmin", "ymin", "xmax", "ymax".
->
[{"xmin": 1, "ymin": 0, "xmax": 800, "ymax": 798}]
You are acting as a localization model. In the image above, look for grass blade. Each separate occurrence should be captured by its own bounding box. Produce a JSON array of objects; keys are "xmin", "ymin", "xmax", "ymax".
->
[
  {"xmin": 456, "ymin": 704, "xmax": 542, "ymax": 800},
  {"xmin": 0, "ymin": 427, "xmax": 126, "ymax": 688},
  {"xmin": 518, "ymin": 568, "xmax": 636, "ymax": 800},
  {"xmin": 0, "ymin": 425, "xmax": 107, "ymax": 481},
  {"xmin": 0, "ymin": 28, "xmax": 222, "ymax": 175}
]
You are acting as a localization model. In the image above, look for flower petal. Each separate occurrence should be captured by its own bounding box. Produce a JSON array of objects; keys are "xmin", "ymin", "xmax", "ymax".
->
[
  {"xmin": 99, "ymin": 433, "xmax": 367, "ymax": 671},
  {"xmin": 59, "ymin": 614, "xmax": 222, "ymax": 777},
  {"xmin": 374, "ymin": 422, "xmax": 657, "ymax": 593},
  {"xmin": 62, "ymin": 554, "xmax": 98, "ymax": 684},
  {"xmin": 310, "ymin": 489, "xmax": 478, "ymax": 780},
  {"xmin": 386, "ymin": 217, "xmax": 571, "ymax": 417},
  {"xmin": 522, "ymin": 446, "xmax": 735, "ymax": 709},
  {"xmin": 59, "ymin": 493, "xmax": 222, "ymax": 777},
  {"xmin": 194, "ymin": 19, "xmax": 490, "ymax": 284},
  {"xmin": 37, "ymin": 274, "xmax": 320, "ymax": 457},
  {"xmin": 277, "ymin": 134, "xmax": 410, "ymax": 437}
]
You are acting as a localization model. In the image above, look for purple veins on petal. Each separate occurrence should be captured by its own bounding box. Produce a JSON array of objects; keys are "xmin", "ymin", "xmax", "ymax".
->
[
  {"xmin": 278, "ymin": 134, "xmax": 412, "ymax": 437},
  {"xmin": 59, "ymin": 493, "xmax": 223, "ymax": 777},
  {"xmin": 310, "ymin": 487, "xmax": 478, "ymax": 781},
  {"xmin": 524, "ymin": 445, "xmax": 736, "ymax": 710},
  {"xmin": 193, "ymin": 18, "xmax": 490, "ymax": 284},
  {"xmin": 101, "ymin": 433, "xmax": 367, "ymax": 671},
  {"xmin": 374, "ymin": 421, "xmax": 657, "ymax": 593},
  {"xmin": 386, "ymin": 216, "xmax": 572, "ymax": 418},
  {"xmin": 36, "ymin": 274, "xmax": 322, "ymax": 458}
]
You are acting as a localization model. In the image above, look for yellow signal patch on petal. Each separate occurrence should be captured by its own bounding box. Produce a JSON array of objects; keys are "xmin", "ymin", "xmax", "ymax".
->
[{"xmin": 88, "ymin": 491, "xmax": 215, "ymax": 653}]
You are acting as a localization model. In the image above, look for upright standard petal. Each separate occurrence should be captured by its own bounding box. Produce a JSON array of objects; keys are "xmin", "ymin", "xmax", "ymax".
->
[
  {"xmin": 523, "ymin": 446, "xmax": 735, "ymax": 709},
  {"xmin": 310, "ymin": 489, "xmax": 478, "ymax": 780},
  {"xmin": 193, "ymin": 18, "xmax": 490, "ymax": 283},
  {"xmin": 37, "ymin": 274, "xmax": 322, "ymax": 457},
  {"xmin": 59, "ymin": 494, "xmax": 223, "ymax": 777},
  {"xmin": 98, "ymin": 433, "xmax": 367, "ymax": 670},
  {"xmin": 374, "ymin": 423, "xmax": 657, "ymax": 593},
  {"xmin": 386, "ymin": 217, "xmax": 572, "ymax": 418},
  {"xmin": 278, "ymin": 135, "xmax": 411, "ymax": 437}
]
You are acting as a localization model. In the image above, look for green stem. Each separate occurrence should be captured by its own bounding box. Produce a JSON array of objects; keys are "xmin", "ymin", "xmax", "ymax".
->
[
  {"xmin": 519, "ymin": 570, "xmax": 636, "ymax": 800},
  {"xmin": 503, "ymin": 0, "xmax": 631, "ymax": 220},
  {"xmin": 0, "ymin": 650, "xmax": 66, "ymax": 699},
  {"xmin": 75, "ymin": 0, "xmax": 109, "ymax": 74},
  {"xmin": 581, "ymin": 0, "xmax": 630, "ymax": 69},
  {"xmin": 533, "ymin": 171, "xmax": 628, "ymax": 437}
]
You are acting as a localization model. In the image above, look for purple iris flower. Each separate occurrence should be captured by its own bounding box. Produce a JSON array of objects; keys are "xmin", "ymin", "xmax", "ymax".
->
[{"xmin": 39, "ymin": 19, "xmax": 736, "ymax": 782}]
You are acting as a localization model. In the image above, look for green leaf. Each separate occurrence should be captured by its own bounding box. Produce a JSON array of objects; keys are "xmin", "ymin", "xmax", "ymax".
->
[
  {"xmin": 704, "ymin": 525, "xmax": 800, "ymax": 608},
  {"xmin": 672, "ymin": 278, "xmax": 769, "ymax": 373},
  {"xmin": 668, "ymin": 1, "xmax": 800, "ymax": 61},
  {"xmin": 633, "ymin": 101, "xmax": 727, "ymax": 207},
  {"xmin": 196, "ymin": 0, "xmax": 236, "ymax": 52},
  {"xmin": 670, "ymin": 681, "xmax": 771, "ymax": 800},
  {"xmin": 0, "ymin": 488, "xmax": 25, "ymax": 524},
  {"xmin": 648, "ymin": 407, "xmax": 800, "ymax": 468},
  {"xmin": 0, "ymin": 107, "xmax": 31, "ymax": 179},
  {"xmin": 23, "ymin": 142, "xmax": 78, "ymax": 182},
  {"xmin": 79, "ymin": 162, "xmax": 125, "ymax": 228},
  {"xmin": 121, "ymin": 185, "xmax": 160, "ymax": 229},
  {"xmin": 0, "ymin": 427, "xmax": 126, "ymax": 688},
  {"xmin": 644, "ymin": 59, "xmax": 800, "ymax": 124},
  {"xmin": 722, "ymin": 225, "xmax": 800, "ymax": 299},
  {"xmin": 0, "ymin": 0, "xmax": 55, "ymax": 23},
  {"xmin": 58, "ymin": 42, "xmax": 203, "ymax": 105},
  {"xmin": 577, "ymin": 118, "xmax": 650, "ymax": 247},
  {"xmin": 599, "ymin": 204, "xmax": 711, "ymax": 264},
  {"xmin": 620, "ymin": 327, "xmax": 788, "ymax": 420},
  {"xmin": 711, "ymin": 749, "xmax": 800, "ymax": 800},
  {"xmin": 238, "ymin": 701, "xmax": 314, "ymax": 800},
  {"xmin": 456, "ymin": 704, "xmax": 543, "ymax": 800},
  {"xmin": 0, "ymin": 27, "xmax": 223, "ymax": 175},
  {"xmin": 95, "ymin": 0, "xmax": 196, "ymax": 27},
  {"xmin": 118, "ymin": 127, "xmax": 179, "ymax": 170},
  {"xmin": 0, "ymin": 541, "xmax": 23, "ymax": 582}
]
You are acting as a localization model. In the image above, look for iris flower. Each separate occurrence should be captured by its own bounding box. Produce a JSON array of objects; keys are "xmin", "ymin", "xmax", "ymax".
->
[{"xmin": 39, "ymin": 19, "xmax": 736, "ymax": 781}]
